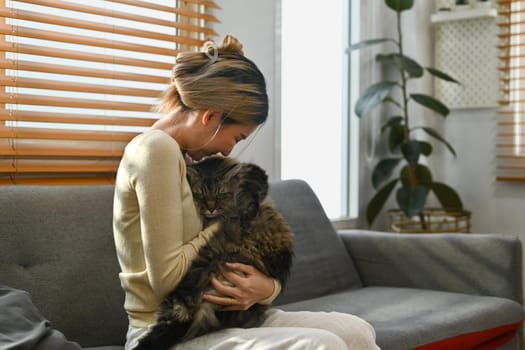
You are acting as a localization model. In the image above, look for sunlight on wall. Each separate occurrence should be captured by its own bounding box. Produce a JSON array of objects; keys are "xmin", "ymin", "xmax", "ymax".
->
[
  {"xmin": 4, "ymin": 0, "xmax": 172, "ymax": 133},
  {"xmin": 281, "ymin": 0, "xmax": 348, "ymax": 219}
]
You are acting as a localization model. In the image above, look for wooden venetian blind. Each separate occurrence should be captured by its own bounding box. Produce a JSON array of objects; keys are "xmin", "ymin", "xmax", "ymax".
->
[
  {"xmin": 0, "ymin": 0, "xmax": 219, "ymax": 185},
  {"xmin": 497, "ymin": 0, "xmax": 525, "ymax": 181}
]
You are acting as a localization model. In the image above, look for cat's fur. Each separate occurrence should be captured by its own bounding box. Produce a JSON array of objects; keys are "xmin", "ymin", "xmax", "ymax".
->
[{"xmin": 134, "ymin": 156, "xmax": 294, "ymax": 350}]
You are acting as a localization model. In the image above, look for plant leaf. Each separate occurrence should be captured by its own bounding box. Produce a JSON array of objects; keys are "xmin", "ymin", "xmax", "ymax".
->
[
  {"xmin": 383, "ymin": 97, "xmax": 402, "ymax": 109},
  {"xmin": 389, "ymin": 124, "xmax": 405, "ymax": 152},
  {"xmin": 377, "ymin": 53, "xmax": 423, "ymax": 78},
  {"xmin": 367, "ymin": 179, "xmax": 398, "ymax": 226},
  {"xmin": 401, "ymin": 140, "xmax": 420, "ymax": 166},
  {"xmin": 411, "ymin": 94, "xmax": 450, "ymax": 117},
  {"xmin": 372, "ymin": 158, "xmax": 402, "ymax": 189},
  {"xmin": 381, "ymin": 116, "xmax": 404, "ymax": 134},
  {"xmin": 385, "ymin": 0, "xmax": 414, "ymax": 12},
  {"xmin": 417, "ymin": 141, "xmax": 433, "ymax": 156},
  {"xmin": 415, "ymin": 127, "xmax": 457, "ymax": 157},
  {"xmin": 350, "ymin": 38, "xmax": 396, "ymax": 51},
  {"xmin": 355, "ymin": 81, "xmax": 397, "ymax": 118},
  {"xmin": 400, "ymin": 164, "xmax": 433, "ymax": 188},
  {"xmin": 431, "ymin": 182, "xmax": 463, "ymax": 211},
  {"xmin": 425, "ymin": 67, "xmax": 460, "ymax": 84},
  {"xmin": 396, "ymin": 185, "xmax": 428, "ymax": 217}
]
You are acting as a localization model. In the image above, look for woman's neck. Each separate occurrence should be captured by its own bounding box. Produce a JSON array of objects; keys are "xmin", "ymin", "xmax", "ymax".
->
[{"xmin": 150, "ymin": 108, "xmax": 202, "ymax": 151}]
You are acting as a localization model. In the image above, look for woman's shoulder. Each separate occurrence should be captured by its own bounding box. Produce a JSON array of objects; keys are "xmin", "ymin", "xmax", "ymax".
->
[
  {"xmin": 128, "ymin": 129, "xmax": 182, "ymax": 156},
  {"xmin": 120, "ymin": 129, "xmax": 185, "ymax": 173},
  {"xmin": 133, "ymin": 129, "xmax": 176, "ymax": 145}
]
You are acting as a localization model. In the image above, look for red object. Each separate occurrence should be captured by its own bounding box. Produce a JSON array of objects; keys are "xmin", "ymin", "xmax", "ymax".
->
[{"xmin": 414, "ymin": 319, "xmax": 524, "ymax": 350}]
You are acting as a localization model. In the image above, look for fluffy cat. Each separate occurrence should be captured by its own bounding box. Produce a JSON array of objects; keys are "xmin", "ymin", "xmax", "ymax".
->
[{"xmin": 134, "ymin": 156, "xmax": 294, "ymax": 350}]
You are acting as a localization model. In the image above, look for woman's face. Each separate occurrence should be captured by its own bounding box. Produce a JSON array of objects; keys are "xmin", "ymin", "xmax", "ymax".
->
[{"xmin": 186, "ymin": 120, "xmax": 257, "ymax": 162}]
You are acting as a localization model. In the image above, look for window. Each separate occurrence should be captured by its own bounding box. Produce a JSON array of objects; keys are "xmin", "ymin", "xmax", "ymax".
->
[
  {"xmin": 280, "ymin": 0, "xmax": 359, "ymax": 219},
  {"xmin": 0, "ymin": 0, "xmax": 218, "ymax": 185},
  {"xmin": 498, "ymin": 0, "xmax": 525, "ymax": 181}
]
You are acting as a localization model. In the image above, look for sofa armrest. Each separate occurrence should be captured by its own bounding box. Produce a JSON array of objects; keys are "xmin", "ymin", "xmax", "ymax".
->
[{"xmin": 338, "ymin": 229, "xmax": 523, "ymax": 304}]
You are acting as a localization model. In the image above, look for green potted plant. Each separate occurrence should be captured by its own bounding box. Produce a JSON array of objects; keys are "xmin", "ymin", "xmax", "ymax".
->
[{"xmin": 351, "ymin": 0, "xmax": 464, "ymax": 228}]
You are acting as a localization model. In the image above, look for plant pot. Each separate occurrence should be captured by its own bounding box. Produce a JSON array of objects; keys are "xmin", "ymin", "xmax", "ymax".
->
[{"xmin": 387, "ymin": 208, "xmax": 472, "ymax": 233}]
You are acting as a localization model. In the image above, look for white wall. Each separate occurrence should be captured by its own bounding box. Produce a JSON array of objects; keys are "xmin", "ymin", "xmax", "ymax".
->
[
  {"xmin": 439, "ymin": 107, "xmax": 525, "ymax": 239},
  {"xmin": 214, "ymin": 0, "xmax": 280, "ymax": 180}
]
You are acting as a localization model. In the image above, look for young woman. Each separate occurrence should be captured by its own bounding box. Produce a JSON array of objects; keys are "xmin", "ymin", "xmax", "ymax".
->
[{"xmin": 113, "ymin": 34, "xmax": 379, "ymax": 350}]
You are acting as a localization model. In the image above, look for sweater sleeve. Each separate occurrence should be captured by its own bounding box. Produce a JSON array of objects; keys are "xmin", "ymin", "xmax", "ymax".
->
[
  {"xmin": 258, "ymin": 278, "xmax": 282, "ymax": 305},
  {"xmin": 129, "ymin": 132, "xmax": 218, "ymax": 298}
]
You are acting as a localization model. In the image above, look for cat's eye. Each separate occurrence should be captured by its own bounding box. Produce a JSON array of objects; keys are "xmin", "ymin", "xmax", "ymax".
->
[{"xmin": 216, "ymin": 192, "xmax": 231, "ymax": 200}]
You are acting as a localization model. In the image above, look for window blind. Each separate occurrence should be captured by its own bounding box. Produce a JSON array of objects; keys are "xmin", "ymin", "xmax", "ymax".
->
[
  {"xmin": 0, "ymin": 0, "xmax": 219, "ymax": 185},
  {"xmin": 497, "ymin": 0, "xmax": 525, "ymax": 181}
]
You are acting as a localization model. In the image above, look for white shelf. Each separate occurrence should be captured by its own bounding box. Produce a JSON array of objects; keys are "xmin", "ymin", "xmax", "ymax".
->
[{"xmin": 431, "ymin": 7, "xmax": 497, "ymax": 23}]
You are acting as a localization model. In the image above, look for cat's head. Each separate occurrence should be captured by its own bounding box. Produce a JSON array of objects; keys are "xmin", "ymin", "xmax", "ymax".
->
[{"xmin": 186, "ymin": 156, "xmax": 268, "ymax": 225}]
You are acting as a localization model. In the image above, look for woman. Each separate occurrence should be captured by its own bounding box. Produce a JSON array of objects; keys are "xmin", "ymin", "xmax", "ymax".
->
[{"xmin": 113, "ymin": 34, "xmax": 379, "ymax": 350}]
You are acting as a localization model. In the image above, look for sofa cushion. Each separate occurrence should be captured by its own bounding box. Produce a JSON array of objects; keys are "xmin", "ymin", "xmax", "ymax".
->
[
  {"xmin": 0, "ymin": 186, "xmax": 127, "ymax": 347},
  {"xmin": 268, "ymin": 180, "xmax": 362, "ymax": 305},
  {"xmin": 277, "ymin": 286, "xmax": 525, "ymax": 350}
]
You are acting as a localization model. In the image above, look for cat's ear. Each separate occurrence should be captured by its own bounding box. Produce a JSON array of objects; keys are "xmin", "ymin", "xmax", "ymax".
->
[
  {"xmin": 240, "ymin": 164, "xmax": 269, "ymax": 199},
  {"xmin": 234, "ymin": 164, "xmax": 269, "ymax": 221}
]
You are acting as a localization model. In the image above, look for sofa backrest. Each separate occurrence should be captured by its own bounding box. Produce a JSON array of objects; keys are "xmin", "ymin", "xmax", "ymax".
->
[
  {"xmin": 0, "ymin": 180, "xmax": 363, "ymax": 346},
  {"xmin": 269, "ymin": 180, "xmax": 362, "ymax": 305},
  {"xmin": 0, "ymin": 185, "xmax": 127, "ymax": 347}
]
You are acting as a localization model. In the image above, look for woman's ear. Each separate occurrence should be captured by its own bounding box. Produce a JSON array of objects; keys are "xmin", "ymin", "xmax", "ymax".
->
[{"xmin": 201, "ymin": 109, "xmax": 223, "ymax": 126}]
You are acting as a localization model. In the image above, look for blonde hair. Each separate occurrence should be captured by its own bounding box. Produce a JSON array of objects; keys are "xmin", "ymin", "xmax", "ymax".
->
[{"xmin": 157, "ymin": 35, "xmax": 268, "ymax": 126}]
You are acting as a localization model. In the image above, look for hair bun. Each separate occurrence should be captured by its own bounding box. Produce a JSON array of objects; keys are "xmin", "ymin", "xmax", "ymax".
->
[{"xmin": 218, "ymin": 34, "xmax": 244, "ymax": 56}]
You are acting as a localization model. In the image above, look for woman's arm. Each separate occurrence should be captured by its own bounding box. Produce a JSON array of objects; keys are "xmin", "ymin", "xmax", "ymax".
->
[{"xmin": 130, "ymin": 131, "xmax": 218, "ymax": 298}]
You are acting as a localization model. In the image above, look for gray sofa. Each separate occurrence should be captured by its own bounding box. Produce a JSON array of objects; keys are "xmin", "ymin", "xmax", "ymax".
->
[{"xmin": 0, "ymin": 179, "xmax": 523, "ymax": 350}]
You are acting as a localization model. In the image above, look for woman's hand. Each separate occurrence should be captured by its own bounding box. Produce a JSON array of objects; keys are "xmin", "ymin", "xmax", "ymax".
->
[{"xmin": 202, "ymin": 262, "xmax": 275, "ymax": 311}]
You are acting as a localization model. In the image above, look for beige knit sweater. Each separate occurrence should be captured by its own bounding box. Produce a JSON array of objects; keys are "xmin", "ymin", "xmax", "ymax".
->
[{"xmin": 113, "ymin": 130, "xmax": 219, "ymax": 326}]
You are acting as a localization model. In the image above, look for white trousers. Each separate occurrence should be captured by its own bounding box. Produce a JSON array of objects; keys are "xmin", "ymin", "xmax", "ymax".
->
[{"xmin": 125, "ymin": 309, "xmax": 380, "ymax": 350}]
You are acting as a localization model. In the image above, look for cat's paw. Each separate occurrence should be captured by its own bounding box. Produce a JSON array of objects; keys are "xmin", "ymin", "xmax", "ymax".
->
[
  {"xmin": 241, "ymin": 202, "xmax": 258, "ymax": 221},
  {"xmin": 172, "ymin": 303, "xmax": 191, "ymax": 322}
]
